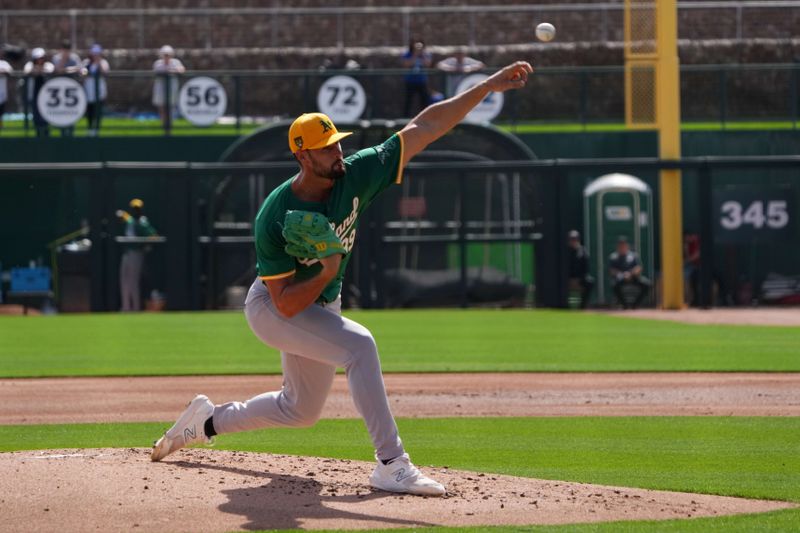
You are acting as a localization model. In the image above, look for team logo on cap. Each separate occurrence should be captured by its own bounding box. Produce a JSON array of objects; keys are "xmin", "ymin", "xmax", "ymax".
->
[
  {"xmin": 320, "ymin": 119, "xmax": 333, "ymax": 134},
  {"xmin": 294, "ymin": 136, "xmax": 304, "ymax": 149}
]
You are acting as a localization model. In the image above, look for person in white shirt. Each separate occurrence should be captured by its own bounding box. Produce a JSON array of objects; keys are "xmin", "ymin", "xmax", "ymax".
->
[
  {"xmin": 0, "ymin": 53, "xmax": 12, "ymax": 133},
  {"xmin": 152, "ymin": 45, "xmax": 185, "ymax": 132},
  {"xmin": 83, "ymin": 44, "xmax": 110, "ymax": 136},
  {"xmin": 23, "ymin": 47, "xmax": 55, "ymax": 137},
  {"xmin": 436, "ymin": 48, "xmax": 485, "ymax": 97}
]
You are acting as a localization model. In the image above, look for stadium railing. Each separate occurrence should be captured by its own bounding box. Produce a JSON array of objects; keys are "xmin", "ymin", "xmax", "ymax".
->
[{"xmin": 1, "ymin": 63, "xmax": 798, "ymax": 136}]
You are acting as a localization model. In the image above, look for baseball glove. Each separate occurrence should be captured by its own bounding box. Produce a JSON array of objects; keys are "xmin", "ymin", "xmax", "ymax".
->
[{"xmin": 282, "ymin": 210, "xmax": 346, "ymax": 259}]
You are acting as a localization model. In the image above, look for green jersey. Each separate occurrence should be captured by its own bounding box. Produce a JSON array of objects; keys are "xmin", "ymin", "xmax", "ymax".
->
[
  {"xmin": 124, "ymin": 215, "xmax": 158, "ymax": 249},
  {"xmin": 254, "ymin": 133, "xmax": 404, "ymax": 303}
]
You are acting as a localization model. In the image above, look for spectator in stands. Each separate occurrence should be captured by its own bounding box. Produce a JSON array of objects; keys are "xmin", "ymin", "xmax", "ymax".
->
[
  {"xmin": 152, "ymin": 45, "xmax": 185, "ymax": 132},
  {"xmin": 608, "ymin": 235, "xmax": 651, "ymax": 309},
  {"xmin": 567, "ymin": 229, "xmax": 594, "ymax": 309},
  {"xmin": 0, "ymin": 50, "xmax": 12, "ymax": 134},
  {"xmin": 83, "ymin": 44, "xmax": 109, "ymax": 136},
  {"xmin": 52, "ymin": 39, "xmax": 82, "ymax": 75},
  {"xmin": 401, "ymin": 39, "xmax": 432, "ymax": 117},
  {"xmin": 436, "ymin": 47, "xmax": 485, "ymax": 97},
  {"xmin": 52, "ymin": 39, "xmax": 84, "ymax": 137},
  {"xmin": 23, "ymin": 47, "xmax": 54, "ymax": 138},
  {"xmin": 116, "ymin": 198, "xmax": 159, "ymax": 312}
]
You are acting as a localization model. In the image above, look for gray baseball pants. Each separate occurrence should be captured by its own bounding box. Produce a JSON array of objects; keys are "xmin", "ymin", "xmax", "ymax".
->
[
  {"xmin": 120, "ymin": 249, "xmax": 144, "ymax": 311},
  {"xmin": 211, "ymin": 278, "xmax": 405, "ymax": 461}
]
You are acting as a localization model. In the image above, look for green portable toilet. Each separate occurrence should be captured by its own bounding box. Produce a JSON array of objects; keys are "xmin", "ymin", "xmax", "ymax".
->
[{"xmin": 583, "ymin": 173, "xmax": 654, "ymax": 306}]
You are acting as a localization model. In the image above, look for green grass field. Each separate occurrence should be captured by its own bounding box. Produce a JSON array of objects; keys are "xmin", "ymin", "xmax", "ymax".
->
[
  {"xmin": 1, "ymin": 310, "xmax": 798, "ymax": 377},
  {"xmin": 2, "ymin": 309, "xmax": 798, "ymax": 531},
  {"xmin": 0, "ymin": 118, "xmax": 796, "ymax": 137}
]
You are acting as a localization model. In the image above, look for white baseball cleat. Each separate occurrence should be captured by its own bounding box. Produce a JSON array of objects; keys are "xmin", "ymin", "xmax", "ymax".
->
[
  {"xmin": 151, "ymin": 394, "xmax": 215, "ymax": 462},
  {"xmin": 369, "ymin": 453, "xmax": 446, "ymax": 496}
]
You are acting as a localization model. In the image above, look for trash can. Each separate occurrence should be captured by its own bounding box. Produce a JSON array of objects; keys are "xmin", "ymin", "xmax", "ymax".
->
[{"xmin": 583, "ymin": 173, "xmax": 655, "ymax": 305}]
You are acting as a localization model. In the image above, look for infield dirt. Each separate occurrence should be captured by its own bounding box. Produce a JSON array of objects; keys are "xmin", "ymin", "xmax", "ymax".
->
[
  {"xmin": 2, "ymin": 447, "xmax": 794, "ymax": 533},
  {"xmin": 3, "ymin": 372, "xmax": 799, "ymax": 425}
]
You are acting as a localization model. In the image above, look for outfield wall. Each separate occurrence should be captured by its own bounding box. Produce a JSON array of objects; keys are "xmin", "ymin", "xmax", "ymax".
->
[{"xmin": 1, "ymin": 131, "xmax": 798, "ymax": 308}]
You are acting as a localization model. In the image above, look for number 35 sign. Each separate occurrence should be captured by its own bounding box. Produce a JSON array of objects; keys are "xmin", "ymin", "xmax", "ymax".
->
[
  {"xmin": 37, "ymin": 77, "xmax": 87, "ymax": 127},
  {"xmin": 713, "ymin": 187, "xmax": 796, "ymax": 243}
]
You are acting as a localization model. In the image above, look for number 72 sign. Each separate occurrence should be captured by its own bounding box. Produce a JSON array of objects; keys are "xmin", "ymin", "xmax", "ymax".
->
[{"xmin": 713, "ymin": 187, "xmax": 796, "ymax": 243}]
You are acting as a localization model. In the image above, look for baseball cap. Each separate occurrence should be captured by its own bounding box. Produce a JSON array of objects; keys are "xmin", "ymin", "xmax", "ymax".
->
[
  {"xmin": 31, "ymin": 47, "xmax": 46, "ymax": 60},
  {"xmin": 288, "ymin": 112, "xmax": 352, "ymax": 154},
  {"xmin": 159, "ymin": 45, "xmax": 175, "ymax": 56},
  {"xmin": 90, "ymin": 44, "xmax": 103, "ymax": 55},
  {"xmin": 129, "ymin": 198, "xmax": 144, "ymax": 209},
  {"xmin": 568, "ymin": 229, "xmax": 580, "ymax": 239}
]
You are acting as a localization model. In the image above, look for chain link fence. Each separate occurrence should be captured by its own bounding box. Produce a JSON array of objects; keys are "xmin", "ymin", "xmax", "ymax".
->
[
  {"xmin": 2, "ymin": 2, "xmax": 800, "ymax": 50},
  {"xmin": 1, "ymin": 63, "xmax": 797, "ymax": 136}
]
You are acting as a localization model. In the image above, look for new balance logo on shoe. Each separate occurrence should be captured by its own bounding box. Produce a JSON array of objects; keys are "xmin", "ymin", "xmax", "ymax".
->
[
  {"xmin": 393, "ymin": 468, "xmax": 412, "ymax": 483},
  {"xmin": 184, "ymin": 426, "xmax": 196, "ymax": 442}
]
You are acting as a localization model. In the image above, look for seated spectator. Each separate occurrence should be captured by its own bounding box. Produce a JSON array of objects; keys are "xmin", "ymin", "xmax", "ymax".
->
[
  {"xmin": 0, "ymin": 50, "xmax": 12, "ymax": 133},
  {"xmin": 436, "ymin": 47, "xmax": 485, "ymax": 97},
  {"xmin": 567, "ymin": 229, "xmax": 594, "ymax": 308},
  {"xmin": 23, "ymin": 47, "xmax": 54, "ymax": 138},
  {"xmin": 152, "ymin": 45, "xmax": 185, "ymax": 132},
  {"xmin": 608, "ymin": 236, "xmax": 651, "ymax": 309},
  {"xmin": 83, "ymin": 44, "xmax": 110, "ymax": 136}
]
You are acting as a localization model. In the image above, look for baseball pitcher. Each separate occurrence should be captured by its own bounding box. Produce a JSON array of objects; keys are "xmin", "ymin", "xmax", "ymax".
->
[{"xmin": 151, "ymin": 61, "xmax": 534, "ymax": 496}]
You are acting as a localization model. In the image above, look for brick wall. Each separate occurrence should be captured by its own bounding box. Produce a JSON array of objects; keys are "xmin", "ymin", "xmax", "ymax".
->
[{"xmin": 2, "ymin": 3, "xmax": 799, "ymax": 50}]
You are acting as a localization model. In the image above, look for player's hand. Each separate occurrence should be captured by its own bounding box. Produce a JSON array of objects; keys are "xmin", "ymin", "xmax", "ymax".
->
[{"xmin": 484, "ymin": 61, "xmax": 534, "ymax": 93}]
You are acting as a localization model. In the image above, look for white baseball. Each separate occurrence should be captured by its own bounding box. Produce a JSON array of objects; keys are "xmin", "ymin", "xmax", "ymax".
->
[{"xmin": 535, "ymin": 22, "xmax": 556, "ymax": 42}]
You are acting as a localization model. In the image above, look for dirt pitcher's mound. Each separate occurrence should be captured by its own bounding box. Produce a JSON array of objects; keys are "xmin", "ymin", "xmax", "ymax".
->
[{"xmin": 1, "ymin": 448, "xmax": 793, "ymax": 532}]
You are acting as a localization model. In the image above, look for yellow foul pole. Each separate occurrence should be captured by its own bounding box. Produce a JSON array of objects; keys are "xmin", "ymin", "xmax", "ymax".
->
[{"xmin": 656, "ymin": 0, "xmax": 684, "ymax": 309}]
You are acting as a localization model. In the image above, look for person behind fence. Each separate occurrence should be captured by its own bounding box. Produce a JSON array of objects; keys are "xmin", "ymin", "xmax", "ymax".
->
[
  {"xmin": 51, "ymin": 40, "xmax": 85, "ymax": 137},
  {"xmin": 116, "ymin": 198, "xmax": 158, "ymax": 312},
  {"xmin": 0, "ymin": 51, "xmax": 12, "ymax": 134},
  {"xmin": 82, "ymin": 44, "xmax": 109, "ymax": 137},
  {"xmin": 52, "ymin": 39, "xmax": 82, "ymax": 75},
  {"xmin": 436, "ymin": 47, "xmax": 485, "ymax": 97},
  {"xmin": 152, "ymin": 45, "xmax": 185, "ymax": 130},
  {"xmin": 608, "ymin": 235, "xmax": 651, "ymax": 309},
  {"xmin": 23, "ymin": 47, "xmax": 54, "ymax": 138},
  {"xmin": 401, "ymin": 39, "xmax": 432, "ymax": 117},
  {"xmin": 567, "ymin": 229, "xmax": 594, "ymax": 309}
]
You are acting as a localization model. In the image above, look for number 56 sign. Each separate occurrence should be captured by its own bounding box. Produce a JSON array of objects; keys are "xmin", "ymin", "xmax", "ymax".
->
[
  {"xmin": 713, "ymin": 187, "xmax": 796, "ymax": 243},
  {"xmin": 179, "ymin": 77, "xmax": 227, "ymax": 127}
]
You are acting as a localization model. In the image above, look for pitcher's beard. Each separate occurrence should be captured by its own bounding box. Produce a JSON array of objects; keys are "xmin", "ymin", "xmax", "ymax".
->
[{"xmin": 316, "ymin": 159, "xmax": 346, "ymax": 180}]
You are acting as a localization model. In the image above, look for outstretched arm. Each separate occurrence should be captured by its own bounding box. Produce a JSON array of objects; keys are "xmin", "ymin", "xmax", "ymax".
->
[{"xmin": 398, "ymin": 61, "xmax": 533, "ymax": 167}]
